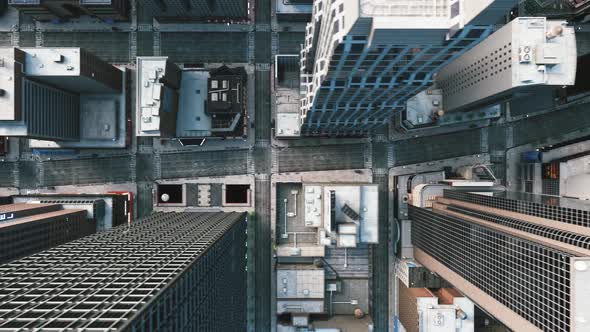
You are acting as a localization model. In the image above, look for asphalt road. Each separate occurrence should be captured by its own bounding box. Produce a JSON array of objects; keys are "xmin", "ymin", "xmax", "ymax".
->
[
  {"xmin": 253, "ymin": 176, "xmax": 271, "ymax": 332},
  {"xmin": 277, "ymin": 143, "xmax": 368, "ymax": 172},
  {"xmin": 255, "ymin": 71, "xmax": 272, "ymax": 141},
  {"xmin": 159, "ymin": 149, "xmax": 249, "ymax": 179},
  {"xmin": 371, "ymin": 142, "xmax": 390, "ymax": 332},
  {"xmin": 39, "ymin": 155, "xmax": 133, "ymax": 187},
  {"xmin": 392, "ymin": 129, "xmax": 484, "ymax": 166},
  {"xmin": 160, "ymin": 32, "xmax": 249, "ymax": 63},
  {"xmin": 251, "ymin": 0, "xmax": 273, "ymax": 329},
  {"xmin": 43, "ymin": 32, "xmax": 132, "ymax": 63}
]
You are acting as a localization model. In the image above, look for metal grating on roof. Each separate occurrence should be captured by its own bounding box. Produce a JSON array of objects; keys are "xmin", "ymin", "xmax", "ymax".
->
[
  {"xmin": 445, "ymin": 204, "xmax": 590, "ymax": 250},
  {"xmin": 0, "ymin": 211, "xmax": 247, "ymax": 331},
  {"xmin": 444, "ymin": 190, "xmax": 590, "ymax": 227},
  {"xmin": 410, "ymin": 205, "xmax": 571, "ymax": 332}
]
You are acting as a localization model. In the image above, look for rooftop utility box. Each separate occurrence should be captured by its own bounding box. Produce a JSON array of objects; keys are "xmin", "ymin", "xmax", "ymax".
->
[{"xmin": 277, "ymin": 265, "xmax": 325, "ymax": 315}]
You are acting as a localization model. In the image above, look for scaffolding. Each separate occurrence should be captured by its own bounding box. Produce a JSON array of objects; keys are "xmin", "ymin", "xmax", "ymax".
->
[{"xmin": 0, "ymin": 211, "xmax": 247, "ymax": 331}]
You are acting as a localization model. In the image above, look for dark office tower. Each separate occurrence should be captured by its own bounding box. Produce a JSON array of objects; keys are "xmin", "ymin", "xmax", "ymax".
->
[
  {"xmin": 8, "ymin": 0, "xmax": 128, "ymax": 21},
  {"xmin": 13, "ymin": 193, "xmax": 131, "ymax": 230},
  {"xmin": 0, "ymin": 211, "xmax": 247, "ymax": 331},
  {"xmin": 0, "ymin": 203, "xmax": 94, "ymax": 264},
  {"xmin": 409, "ymin": 190, "xmax": 590, "ymax": 332}
]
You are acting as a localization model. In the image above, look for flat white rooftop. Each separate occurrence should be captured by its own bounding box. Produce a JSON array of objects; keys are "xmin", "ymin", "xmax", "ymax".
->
[
  {"xmin": 136, "ymin": 57, "xmax": 168, "ymax": 136},
  {"xmin": 24, "ymin": 48, "xmax": 83, "ymax": 77},
  {"xmin": 303, "ymin": 183, "xmax": 379, "ymax": 245}
]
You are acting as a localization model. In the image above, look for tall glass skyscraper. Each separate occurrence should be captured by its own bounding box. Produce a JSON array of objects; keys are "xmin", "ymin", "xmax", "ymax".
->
[
  {"xmin": 0, "ymin": 211, "xmax": 247, "ymax": 331},
  {"xmin": 300, "ymin": 0, "xmax": 517, "ymax": 136}
]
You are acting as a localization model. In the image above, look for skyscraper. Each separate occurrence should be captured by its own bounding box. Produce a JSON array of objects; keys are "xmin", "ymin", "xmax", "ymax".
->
[
  {"xmin": 409, "ymin": 190, "xmax": 590, "ymax": 332},
  {"xmin": 0, "ymin": 47, "xmax": 123, "ymax": 141},
  {"xmin": 299, "ymin": 0, "xmax": 517, "ymax": 136},
  {"xmin": 0, "ymin": 203, "xmax": 95, "ymax": 264},
  {"xmin": 0, "ymin": 211, "xmax": 247, "ymax": 331}
]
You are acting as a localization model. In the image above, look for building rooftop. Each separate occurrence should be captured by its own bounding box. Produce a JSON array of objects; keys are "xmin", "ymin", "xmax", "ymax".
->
[
  {"xmin": 137, "ymin": 57, "xmax": 173, "ymax": 136},
  {"xmin": 276, "ymin": 0, "xmax": 313, "ymax": 15},
  {"xmin": 176, "ymin": 70, "xmax": 211, "ymax": 137},
  {"xmin": 304, "ymin": 183, "xmax": 379, "ymax": 245},
  {"xmin": 0, "ymin": 47, "xmax": 125, "ymax": 144},
  {"xmin": 0, "ymin": 48, "xmax": 22, "ymax": 121}
]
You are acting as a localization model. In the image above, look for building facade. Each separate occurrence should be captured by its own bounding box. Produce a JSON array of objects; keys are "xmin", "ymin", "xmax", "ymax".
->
[
  {"xmin": 437, "ymin": 17, "xmax": 577, "ymax": 112},
  {"xmin": 139, "ymin": 0, "xmax": 247, "ymax": 19},
  {"xmin": 299, "ymin": 0, "xmax": 517, "ymax": 136},
  {"xmin": 0, "ymin": 211, "xmax": 247, "ymax": 331},
  {"xmin": 409, "ymin": 190, "xmax": 590, "ymax": 332},
  {"xmin": 0, "ymin": 203, "xmax": 94, "ymax": 264},
  {"xmin": 12, "ymin": 193, "xmax": 131, "ymax": 231},
  {"xmin": 395, "ymin": 17, "xmax": 577, "ymax": 132},
  {"xmin": 0, "ymin": 47, "xmax": 123, "ymax": 141}
]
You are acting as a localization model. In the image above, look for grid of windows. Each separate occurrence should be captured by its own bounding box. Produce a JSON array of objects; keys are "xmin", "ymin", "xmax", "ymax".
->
[
  {"xmin": 410, "ymin": 205, "xmax": 571, "ymax": 332},
  {"xmin": 301, "ymin": 25, "xmax": 493, "ymax": 136},
  {"xmin": 445, "ymin": 204, "xmax": 590, "ymax": 250},
  {"xmin": 0, "ymin": 206, "xmax": 93, "ymax": 265},
  {"xmin": 0, "ymin": 211, "xmax": 247, "ymax": 331},
  {"xmin": 444, "ymin": 190, "xmax": 590, "ymax": 227},
  {"xmin": 543, "ymin": 179, "xmax": 560, "ymax": 196}
]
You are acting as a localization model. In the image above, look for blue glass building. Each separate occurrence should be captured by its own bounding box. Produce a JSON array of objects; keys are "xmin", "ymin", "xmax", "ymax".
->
[{"xmin": 300, "ymin": 0, "xmax": 518, "ymax": 136}]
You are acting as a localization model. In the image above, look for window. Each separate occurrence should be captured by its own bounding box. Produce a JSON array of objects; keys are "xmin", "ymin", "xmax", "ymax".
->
[
  {"xmin": 339, "ymin": 3, "xmax": 343, "ymax": 12},
  {"xmin": 211, "ymin": 80, "xmax": 218, "ymax": 89},
  {"xmin": 222, "ymin": 80, "xmax": 228, "ymax": 89},
  {"xmin": 222, "ymin": 93, "xmax": 228, "ymax": 101},
  {"xmin": 211, "ymin": 93, "xmax": 218, "ymax": 101},
  {"xmin": 451, "ymin": 2, "xmax": 460, "ymax": 18}
]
